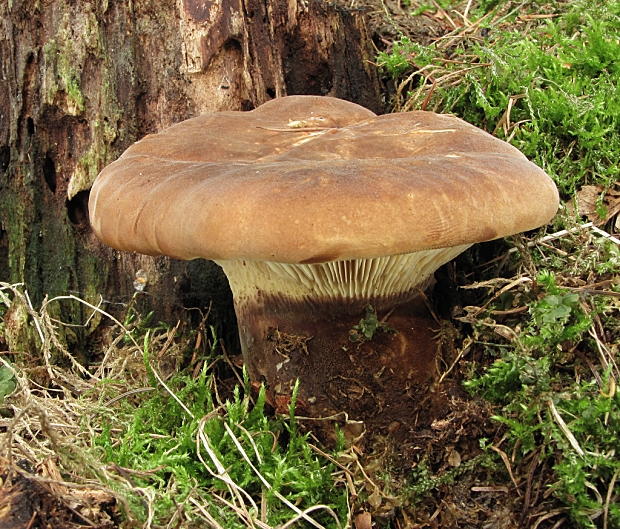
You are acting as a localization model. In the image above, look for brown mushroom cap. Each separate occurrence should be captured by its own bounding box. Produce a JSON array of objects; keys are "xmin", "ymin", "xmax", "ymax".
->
[{"xmin": 89, "ymin": 95, "xmax": 559, "ymax": 264}]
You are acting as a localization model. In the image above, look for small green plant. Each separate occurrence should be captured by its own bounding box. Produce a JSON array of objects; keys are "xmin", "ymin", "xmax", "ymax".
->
[
  {"xmin": 596, "ymin": 238, "xmax": 620, "ymax": 274},
  {"xmin": 532, "ymin": 290, "xmax": 579, "ymax": 324},
  {"xmin": 121, "ymin": 296, "xmax": 154, "ymax": 345},
  {"xmin": 0, "ymin": 365, "xmax": 16, "ymax": 406},
  {"xmin": 93, "ymin": 335, "xmax": 346, "ymax": 526},
  {"xmin": 404, "ymin": 453, "xmax": 493, "ymax": 500},
  {"xmin": 349, "ymin": 305, "xmax": 395, "ymax": 342},
  {"xmin": 464, "ymin": 271, "xmax": 620, "ymax": 526}
]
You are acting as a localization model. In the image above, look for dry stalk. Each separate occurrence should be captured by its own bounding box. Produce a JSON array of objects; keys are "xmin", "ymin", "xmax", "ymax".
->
[
  {"xmin": 472, "ymin": 276, "xmax": 533, "ymax": 317},
  {"xmin": 547, "ymin": 399, "xmax": 585, "ymax": 458},
  {"xmin": 0, "ymin": 285, "xmax": 183, "ymax": 526},
  {"xmin": 603, "ymin": 468, "xmax": 620, "ymax": 529},
  {"xmin": 223, "ymin": 421, "xmax": 341, "ymax": 529},
  {"xmin": 189, "ymin": 496, "xmax": 227, "ymax": 529},
  {"xmin": 438, "ymin": 336, "xmax": 474, "ymax": 384},
  {"xmin": 196, "ymin": 416, "xmax": 260, "ymax": 523}
]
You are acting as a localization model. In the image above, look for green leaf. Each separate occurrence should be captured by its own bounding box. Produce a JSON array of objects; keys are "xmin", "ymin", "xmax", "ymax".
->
[{"xmin": 0, "ymin": 366, "xmax": 16, "ymax": 405}]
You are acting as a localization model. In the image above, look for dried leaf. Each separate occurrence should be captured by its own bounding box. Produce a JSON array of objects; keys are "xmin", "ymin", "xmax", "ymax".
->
[
  {"xmin": 447, "ymin": 449, "xmax": 462, "ymax": 467},
  {"xmin": 343, "ymin": 421, "xmax": 365, "ymax": 448},
  {"xmin": 355, "ymin": 512, "xmax": 372, "ymax": 529},
  {"xmin": 368, "ymin": 487, "xmax": 382, "ymax": 509},
  {"xmin": 576, "ymin": 185, "xmax": 604, "ymax": 221},
  {"xmin": 576, "ymin": 185, "xmax": 620, "ymax": 225}
]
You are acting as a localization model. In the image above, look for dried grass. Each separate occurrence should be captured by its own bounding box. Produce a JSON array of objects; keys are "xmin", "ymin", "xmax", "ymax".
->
[{"xmin": 0, "ymin": 282, "xmax": 354, "ymax": 528}]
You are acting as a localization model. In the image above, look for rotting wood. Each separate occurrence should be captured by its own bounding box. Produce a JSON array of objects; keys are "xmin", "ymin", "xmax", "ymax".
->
[{"xmin": 0, "ymin": 0, "xmax": 382, "ymax": 356}]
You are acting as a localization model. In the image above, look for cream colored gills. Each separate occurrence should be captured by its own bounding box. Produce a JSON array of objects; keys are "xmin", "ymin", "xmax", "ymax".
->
[{"xmin": 216, "ymin": 244, "xmax": 471, "ymax": 306}]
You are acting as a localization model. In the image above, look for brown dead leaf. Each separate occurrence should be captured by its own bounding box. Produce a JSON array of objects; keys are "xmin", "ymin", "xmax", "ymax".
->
[
  {"xmin": 447, "ymin": 448, "xmax": 461, "ymax": 467},
  {"xmin": 343, "ymin": 421, "xmax": 365, "ymax": 448},
  {"xmin": 368, "ymin": 487, "xmax": 382, "ymax": 509},
  {"xmin": 576, "ymin": 185, "xmax": 620, "ymax": 225},
  {"xmin": 355, "ymin": 512, "xmax": 372, "ymax": 529},
  {"xmin": 576, "ymin": 185, "xmax": 604, "ymax": 221},
  {"xmin": 37, "ymin": 458, "xmax": 65, "ymax": 496}
]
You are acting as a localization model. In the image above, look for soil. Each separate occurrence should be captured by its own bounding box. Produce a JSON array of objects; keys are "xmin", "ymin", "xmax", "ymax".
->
[
  {"xmin": 230, "ymin": 258, "xmax": 510, "ymax": 526},
  {"xmin": 0, "ymin": 460, "xmax": 119, "ymax": 529},
  {"xmin": 245, "ymin": 295, "xmax": 438, "ymax": 407},
  {"xmin": 350, "ymin": 0, "xmax": 447, "ymax": 45}
]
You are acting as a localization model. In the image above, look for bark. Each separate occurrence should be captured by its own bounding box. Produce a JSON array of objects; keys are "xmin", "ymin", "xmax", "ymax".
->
[{"xmin": 0, "ymin": 0, "xmax": 382, "ymax": 355}]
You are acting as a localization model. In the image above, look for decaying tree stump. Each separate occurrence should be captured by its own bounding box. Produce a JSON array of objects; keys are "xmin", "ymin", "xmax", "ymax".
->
[{"xmin": 0, "ymin": 0, "xmax": 382, "ymax": 355}]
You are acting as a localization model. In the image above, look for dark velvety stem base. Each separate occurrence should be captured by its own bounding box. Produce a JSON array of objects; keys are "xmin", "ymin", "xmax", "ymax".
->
[{"xmin": 234, "ymin": 293, "xmax": 440, "ymax": 420}]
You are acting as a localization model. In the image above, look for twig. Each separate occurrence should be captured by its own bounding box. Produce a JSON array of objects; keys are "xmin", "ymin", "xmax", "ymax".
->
[
  {"xmin": 221, "ymin": 339, "xmax": 245, "ymax": 388},
  {"xmin": 102, "ymin": 387, "xmax": 156, "ymax": 408},
  {"xmin": 460, "ymin": 277, "xmax": 519, "ymax": 290},
  {"xmin": 196, "ymin": 417, "xmax": 259, "ymax": 523},
  {"xmin": 507, "ymin": 223, "xmax": 594, "ymax": 254},
  {"xmin": 589, "ymin": 327, "xmax": 620, "ymax": 381},
  {"xmin": 431, "ymin": 0, "xmax": 457, "ymax": 29},
  {"xmin": 463, "ymin": 0, "xmax": 474, "ymax": 21},
  {"xmin": 489, "ymin": 0, "xmax": 529, "ymax": 28},
  {"xmin": 156, "ymin": 321, "xmax": 181, "ymax": 359},
  {"xmin": 147, "ymin": 358, "xmax": 194, "ymax": 419},
  {"xmin": 518, "ymin": 449, "xmax": 540, "ymax": 528},
  {"xmin": 490, "ymin": 306, "xmax": 529, "ymax": 316},
  {"xmin": 518, "ymin": 14, "xmax": 559, "ymax": 20},
  {"xmin": 420, "ymin": 79, "xmax": 437, "ymax": 111},
  {"xmin": 438, "ymin": 337, "xmax": 473, "ymax": 384},
  {"xmin": 211, "ymin": 492, "xmax": 268, "ymax": 529},
  {"xmin": 24, "ymin": 291, "xmax": 44, "ymax": 344},
  {"xmin": 417, "ymin": 288, "xmax": 441, "ymax": 325},
  {"xmin": 45, "ymin": 294, "xmax": 141, "ymax": 349},
  {"xmin": 531, "ymin": 509, "xmax": 568, "ymax": 529},
  {"xmin": 590, "ymin": 225, "xmax": 620, "ymax": 245},
  {"xmin": 189, "ymin": 497, "xmax": 226, "ymax": 529},
  {"xmin": 473, "ymin": 276, "xmax": 532, "ymax": 317},
  {"xmin": 308, "ymin": 443, "xmax": 355, "ymax": 476},
  {"xmin": 436, "ymin": 11, "xmax": 494, "ymax": 49},
  {"xmin": 279, "ymin": 505, "xmax": 343, "ymax": 529},
  {"xmin": 25, "ymin": 511, "xmax": 37, "ymax": 529}
]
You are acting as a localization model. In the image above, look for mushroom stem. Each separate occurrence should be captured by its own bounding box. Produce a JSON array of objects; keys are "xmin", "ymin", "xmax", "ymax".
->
[{"xmin": 215, "ymin": 244, "xmax": 470, "ymax": 415}]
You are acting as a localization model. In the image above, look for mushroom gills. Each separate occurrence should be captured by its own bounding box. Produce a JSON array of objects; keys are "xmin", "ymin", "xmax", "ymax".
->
[{"xmin": 215, "ymin": 244, "xmax": 471, "ymax": 314}]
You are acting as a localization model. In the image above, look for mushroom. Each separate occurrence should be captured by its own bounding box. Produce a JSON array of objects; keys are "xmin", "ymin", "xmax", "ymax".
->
[{"xmin": 89, "ymin": 96, "xmax": 559, "ymax": 416}]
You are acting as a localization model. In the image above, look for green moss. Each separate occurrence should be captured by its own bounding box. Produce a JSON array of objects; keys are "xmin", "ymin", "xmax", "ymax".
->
[
  {"xmin": 43, "ymin": 37, "xmax": 84, "ymax": 115},
  {"xmin": 68, "ymin": 113, "xmax": 119, "ymax": 199},
  {"xmin": 42, "ymin": 40, "xmax": 60, "ymax": 105},
  {"xmin": 77, "ymin": 252, "xmax": 108, "ymax": 335},
  {"xmin": 42, "ymin": 10, "xmax": 102, "ymax": 115},
  {"xmin": 378, "ymin": 0, "xmax": 620, "ymax": 196},
  {"xmin": 2, "ymin": 171, "xmax": 33, "ymax": 284},
  {"xmin": 68, "ymin": 140, "xmax": 102, "ymax": 200}
]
